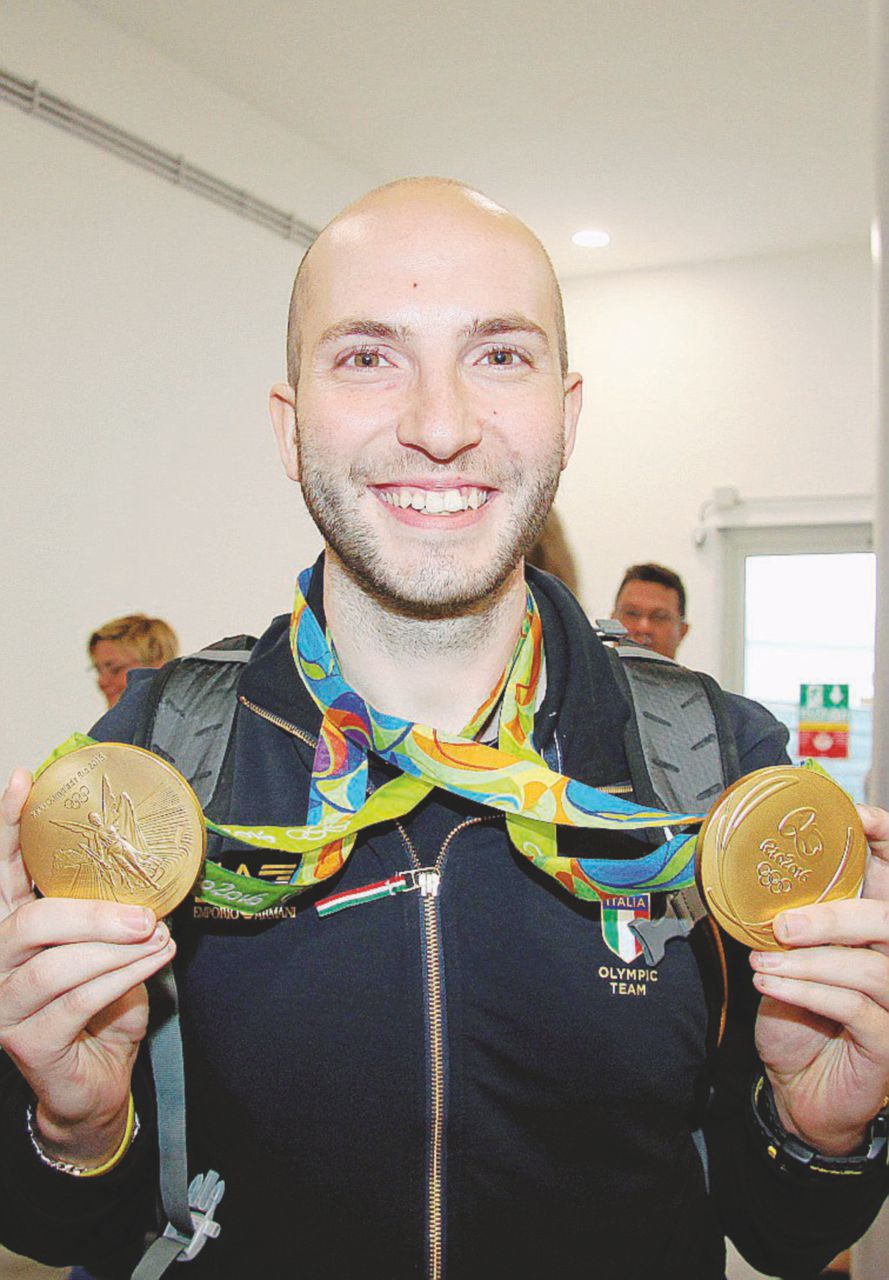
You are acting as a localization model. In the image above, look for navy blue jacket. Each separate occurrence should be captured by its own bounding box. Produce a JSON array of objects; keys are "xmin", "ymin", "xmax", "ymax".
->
[{"xmin": 2, "ymin": 568, "xmax": 886, "ymax": 1279}]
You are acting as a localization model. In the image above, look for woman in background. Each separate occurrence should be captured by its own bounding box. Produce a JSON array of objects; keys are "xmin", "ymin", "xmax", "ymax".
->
[{"xmin": 88, "ymin": 614, "xmax": 179, "ymax": 708}]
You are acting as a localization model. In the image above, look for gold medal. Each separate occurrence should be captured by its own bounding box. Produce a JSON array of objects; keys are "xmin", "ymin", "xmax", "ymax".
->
[
  {"xmin": 696, "ymin": 765, "xmax": 866, "ymax": 949},
  {"xmin": 20, "ymin": 743, "xmax": 205, "ymax": 918}
]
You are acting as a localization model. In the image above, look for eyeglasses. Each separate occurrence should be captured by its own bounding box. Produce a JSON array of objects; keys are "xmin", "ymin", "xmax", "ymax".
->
[{"xmin": 616, "ymin": 607, "xmax": 683, "ymax": 626}]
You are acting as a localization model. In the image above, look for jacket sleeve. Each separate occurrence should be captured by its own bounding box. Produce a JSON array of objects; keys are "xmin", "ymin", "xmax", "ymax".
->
[
  {"xmin": 705, "ymin": 693, "xmax": 889, "ymax": 1276},
  {"xmin": 0, "ymin": 1055, "xmax": 160, "ymax": 1273},
  {"xmin": 0, "ymin": 673, "xmax": 164, "ymax": 1274}
]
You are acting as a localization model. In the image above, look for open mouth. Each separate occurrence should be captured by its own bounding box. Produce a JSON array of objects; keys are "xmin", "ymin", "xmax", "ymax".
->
[{"xmin": 371, "ymin": 484, "xmax": 492, "ymax": 517}]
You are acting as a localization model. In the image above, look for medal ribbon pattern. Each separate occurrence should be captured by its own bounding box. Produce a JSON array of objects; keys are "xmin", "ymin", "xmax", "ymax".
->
[{"xmin": 257, "ymin": 566, "xmax": 704, "ymax": 905}]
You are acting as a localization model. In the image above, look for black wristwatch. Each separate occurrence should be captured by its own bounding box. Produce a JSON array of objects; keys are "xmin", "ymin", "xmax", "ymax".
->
[{"xmin": 751, "ymin": 1075, "xmax": 889, "ymax": 1177}]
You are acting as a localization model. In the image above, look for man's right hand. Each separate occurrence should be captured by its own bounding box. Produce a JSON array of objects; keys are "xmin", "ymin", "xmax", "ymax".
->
[{"xmin": 0, "ymin": 767, "xmax": 175, "ymax": 1168}]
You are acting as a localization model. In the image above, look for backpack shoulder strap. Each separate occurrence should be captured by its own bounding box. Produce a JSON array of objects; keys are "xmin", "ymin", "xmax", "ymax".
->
[
  {"xmin": 605, "ymin": 644, "xmax": 741, "ymax": 812},
  {"xmin": 133, "ymin": 635, "xmax": 255, "ymax": 816},
  {"xmin": 604, "ymin": 641, "xmax": 737, "ymax": 1054},
  {"xmin": 129, "ymin": 636, "xmax": 254, "ymax": 1278}
]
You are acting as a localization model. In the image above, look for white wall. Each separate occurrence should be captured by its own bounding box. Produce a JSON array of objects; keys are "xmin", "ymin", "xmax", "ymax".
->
[
  {"xmin": 558, "ymin": 243, "xmax": 875, "ymax": 681},
  {"xmin": 1, "ymin": 0, "xmax": 875, "ymax": 784},
  {"xmin": 1, "ymin": 0, "xmax": 373, "ymax": 780}
]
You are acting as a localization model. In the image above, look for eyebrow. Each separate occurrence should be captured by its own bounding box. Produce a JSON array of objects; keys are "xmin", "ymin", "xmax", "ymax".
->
[
  {"xmin": 462, "ymin": 315, "xmax": 551, "ymax": 348},
  {"xmin": 315, "ymin": 314, "xmax": 551, "ymax": 350},
  {"xmin": 316, "ymin": 319, "xmax": 409, "ymax": 348}
]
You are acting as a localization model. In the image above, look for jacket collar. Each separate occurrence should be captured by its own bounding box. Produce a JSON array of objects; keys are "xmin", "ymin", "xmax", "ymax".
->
[{"xmin": 238, "ymin": 556, "xmax": 632, "ymax": 787}]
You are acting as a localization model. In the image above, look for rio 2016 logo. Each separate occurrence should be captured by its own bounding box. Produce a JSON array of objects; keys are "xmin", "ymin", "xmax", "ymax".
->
[{"xmin": 757, "ymin": 806, "xmax": 822, "ymax": 893}]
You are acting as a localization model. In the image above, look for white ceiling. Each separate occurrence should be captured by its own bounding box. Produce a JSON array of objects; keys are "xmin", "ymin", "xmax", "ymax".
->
[{"xmin": 74, "ymin": 0, "xmax": 872, "ymax": 278}]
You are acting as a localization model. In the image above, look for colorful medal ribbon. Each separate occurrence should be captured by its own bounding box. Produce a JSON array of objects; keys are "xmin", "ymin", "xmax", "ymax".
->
[
  {"xmin": 40, "ymin": 567, "xmax": 707, "ymax": 916},
  {"xmin": 250, "ymin": 566, "xmax": 704, "ymax": 906}
]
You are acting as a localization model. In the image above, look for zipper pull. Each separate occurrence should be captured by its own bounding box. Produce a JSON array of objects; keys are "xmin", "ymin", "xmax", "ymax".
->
[
  {"xmin": 316, "ymin": 867, "xmax": 440, "ymax": 918},
  {"xmin": 413, "ymin": 868, "xmax": 441, "ymax": 899},
  {"xmin": 317, "ymin": 872, "xmax": 410, "ymax": 918}
]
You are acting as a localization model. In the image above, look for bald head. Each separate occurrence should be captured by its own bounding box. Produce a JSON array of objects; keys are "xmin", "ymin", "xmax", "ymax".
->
[{"xmin": 286, "ymin": 177, "xmax": 567, "ymax": 387}]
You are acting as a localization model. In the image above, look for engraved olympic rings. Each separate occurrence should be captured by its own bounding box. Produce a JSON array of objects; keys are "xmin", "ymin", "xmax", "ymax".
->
[{"xmin": 756, "ymin": 860, "xmax": 793, "ymax": 895}]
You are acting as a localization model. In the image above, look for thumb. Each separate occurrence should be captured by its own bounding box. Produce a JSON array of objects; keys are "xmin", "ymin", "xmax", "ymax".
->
[
  {"xmin": 0, "ymin": 768, "xmax": 36, "ymax": 917},
  {"xmin": 858, "ymin": 803, "xmax": 889, "ymax": 859}
]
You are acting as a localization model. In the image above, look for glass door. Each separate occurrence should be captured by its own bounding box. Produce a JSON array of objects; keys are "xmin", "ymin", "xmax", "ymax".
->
[{"xmin": 720, "ymin": 524, "xmax": 875, "ymax": 801}]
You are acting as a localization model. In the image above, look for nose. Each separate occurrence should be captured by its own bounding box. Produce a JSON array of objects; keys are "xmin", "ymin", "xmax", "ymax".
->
[{"xmin": 396, "ymin": 367, "xmax": 483, "ymax": 461}]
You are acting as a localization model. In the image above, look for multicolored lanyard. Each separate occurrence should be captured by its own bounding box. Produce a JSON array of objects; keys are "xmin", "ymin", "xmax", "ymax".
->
[{"xmin": 245, "ymin": 567, "xmax": 703, "ymax": 906}]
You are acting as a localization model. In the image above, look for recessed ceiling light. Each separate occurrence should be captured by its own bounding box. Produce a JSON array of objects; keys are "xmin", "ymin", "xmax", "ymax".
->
[{"xmin": 571, "ymin": 228, "xmax": 611, "ymax": 248}]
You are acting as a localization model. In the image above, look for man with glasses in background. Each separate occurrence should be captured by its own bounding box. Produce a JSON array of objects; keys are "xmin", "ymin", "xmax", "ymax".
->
[{"xmin": 612, "ymin": 562, "xmax": 689, "ymax": 658}]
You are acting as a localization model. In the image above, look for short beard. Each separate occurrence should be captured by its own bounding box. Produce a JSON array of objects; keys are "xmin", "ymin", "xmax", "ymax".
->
[{"xmin": 297, "ymin": 437, "xmax": 562, "ymax": 620}]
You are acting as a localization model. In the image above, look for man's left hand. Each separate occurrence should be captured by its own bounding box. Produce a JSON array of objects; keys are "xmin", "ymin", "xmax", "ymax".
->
[{"xmin": 751, "ymin": 803, "xmax": 889, "ymax": 1156}]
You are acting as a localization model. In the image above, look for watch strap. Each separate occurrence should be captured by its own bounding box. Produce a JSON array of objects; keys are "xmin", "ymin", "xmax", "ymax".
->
[{"xmin": 751, "ymin": 1074, "xmax": 889, "ymax": 1177}]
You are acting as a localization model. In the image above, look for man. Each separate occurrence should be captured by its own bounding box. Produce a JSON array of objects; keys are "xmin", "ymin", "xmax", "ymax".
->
[
  {"xmin": 612, "ymin": 562, "xmax": 689, "ymax": 658},
  {"xmin": 1, "ymin": 179, "xmax": 888, "ymax": 1280}
]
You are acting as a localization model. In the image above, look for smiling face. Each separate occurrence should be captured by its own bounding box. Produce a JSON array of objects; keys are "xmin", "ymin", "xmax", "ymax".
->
[{"xmin": 271, "ymin": 181, "xmax": 582, "ymax": 617}]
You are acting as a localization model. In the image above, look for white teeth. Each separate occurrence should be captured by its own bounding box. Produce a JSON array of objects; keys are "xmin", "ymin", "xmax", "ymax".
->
[{"xmin": 379, "ymin": 486, "xmax": 489, "ymax": 515}]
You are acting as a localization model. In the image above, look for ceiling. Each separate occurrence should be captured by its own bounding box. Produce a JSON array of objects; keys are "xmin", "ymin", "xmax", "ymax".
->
[{"xmin": 74, "ymin": 0, "xmax": 873, "ymax": 278}]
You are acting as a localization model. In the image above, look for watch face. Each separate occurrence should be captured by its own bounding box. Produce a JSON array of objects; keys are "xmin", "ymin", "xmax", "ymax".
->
[{"xmin": 696, "ymin": 766, "xmax": 866, "ymax": 950}]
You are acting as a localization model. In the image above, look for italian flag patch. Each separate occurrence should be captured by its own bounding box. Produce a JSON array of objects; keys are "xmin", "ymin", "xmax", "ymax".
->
[{"xmin": 601, "ymin": 893, "xmax": 651, "ymax": 964}]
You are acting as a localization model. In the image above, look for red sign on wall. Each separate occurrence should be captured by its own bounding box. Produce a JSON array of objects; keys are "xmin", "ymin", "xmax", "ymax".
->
[
  {"xmin": 798, "ymin": 685, "xmax": 849, "ymax": 760},
  {"xmin": 798, "ymin": 729, "xmax": 849, "ymax": 759}
]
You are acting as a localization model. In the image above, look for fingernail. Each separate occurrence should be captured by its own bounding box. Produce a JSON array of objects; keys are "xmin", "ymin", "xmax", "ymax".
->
[
  {"xmin": 149, "ymin": 923, "xmax": 169, "ymax": 946},
  {"xmin": 751, "ymin": 950, "xmax": 783, "ymax": 969},
  {"xmin": 775, "ymin": 911, "xmax": 809, "ymax": 943},
  {"xmin": 119, "ymin": 906, "xmax": 154, "ymax": 933}
]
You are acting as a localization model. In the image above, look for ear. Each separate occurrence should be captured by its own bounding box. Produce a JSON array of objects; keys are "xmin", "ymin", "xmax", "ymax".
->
[
  {"xmin": 679, "ymin": 621, "xmax": 690, "ymax": 644},
  {"xmin": 269, "ymin": 382, "xmax": 300, "ymax": 482},
  {"xmin": 560, "ymin": 372, "xmax": 582, "ymax": 468}
]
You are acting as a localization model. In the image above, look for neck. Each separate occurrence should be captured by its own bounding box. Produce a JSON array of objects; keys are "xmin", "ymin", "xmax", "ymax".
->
[{"xmin": 321, "ymin": 552, "xmax": 528, "ymax": 732}]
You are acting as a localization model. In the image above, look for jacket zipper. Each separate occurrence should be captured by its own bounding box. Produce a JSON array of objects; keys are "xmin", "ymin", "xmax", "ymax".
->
[
  {"xmin": 239, "ymin": 695, "xmax": 318, "ymax": 748},
  {"xmin": 243, "ymin": 695, "xmax": 635, "ymax": 1266},
  {"xmin": 397, "ymin": 815, "xmax": 492, "ymax": 1280}
]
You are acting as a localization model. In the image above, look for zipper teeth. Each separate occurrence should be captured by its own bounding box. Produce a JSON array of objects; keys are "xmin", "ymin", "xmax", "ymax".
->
[
  {"xmin": 397, "ymin": 815, "xmax": 492, "ymax": 1280},
  {"xmin": 425, "ymin": 890, "xmax": 445, "ymax": 1280},
  {"xmin": 239, "ymin": 695, "xmax": 319, "ymax": 748},
  {"xmin": 599, "ymin": 782, "xmax": 633, "ymax": 795}
]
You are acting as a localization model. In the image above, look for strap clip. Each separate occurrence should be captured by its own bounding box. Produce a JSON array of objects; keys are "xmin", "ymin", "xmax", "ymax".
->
[{"xmin": 161, "ymin": 1170, "xmax": 225, "ymax": 1262}]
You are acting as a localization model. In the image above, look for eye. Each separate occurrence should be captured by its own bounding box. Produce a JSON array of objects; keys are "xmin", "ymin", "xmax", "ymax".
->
[
  {"xmin": 478, "ymin": 346, "xmax": 527, "ymax": 368},
  {"xmin": 338, "ymin": 347, "xmax": 392, "ymax": 370}
]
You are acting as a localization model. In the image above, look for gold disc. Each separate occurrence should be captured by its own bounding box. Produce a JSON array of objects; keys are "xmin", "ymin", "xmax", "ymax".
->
[
  {"xmin": 696, "ymin": 765, "xmax": 866, "ymax": 950},
  {"xmin": 20, "ymin": 743, "xmax": 206, "ymax": 919}
]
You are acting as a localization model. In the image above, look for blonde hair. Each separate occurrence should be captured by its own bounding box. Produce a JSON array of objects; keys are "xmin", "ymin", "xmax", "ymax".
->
[{"xmin": 88, "ymin": 614, "xmax": 179, "ymax": 666}]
